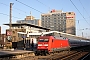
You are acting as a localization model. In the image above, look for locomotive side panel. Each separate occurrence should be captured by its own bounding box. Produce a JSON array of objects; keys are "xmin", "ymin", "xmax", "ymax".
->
[
  {"xmin": 51, "ymin": 39, "xmax": 70, "ymax": 51},
  {"xmin": 36, "ymin": 35, "xmax": 90, "ymax": 55}
]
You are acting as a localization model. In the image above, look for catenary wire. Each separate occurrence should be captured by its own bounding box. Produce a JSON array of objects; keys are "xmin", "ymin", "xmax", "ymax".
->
[
  {"xmin": 69, "ymin": 0, "xmax": 90, "ymax": 26},
  {"xmin": 79, "ymin": 0, "xmax": 90, "ymax": 19},
  {"xmin": 35, "ymin": 0, "xmax": 51, "ymax": 11},
  {"xmin": 0, "ymin": 13, "xmax": 21, "ymax": 19},
  {"xmin": 16, "ymin": 0, "xmax": 43, "ymax": 13},
  {"xmin": 0, "ymin": 2, "xmax": 28, "ymax": 16}
]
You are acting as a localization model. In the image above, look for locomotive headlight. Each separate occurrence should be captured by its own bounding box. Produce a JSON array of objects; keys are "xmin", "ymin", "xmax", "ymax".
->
[
  {"xmin": 44, "ymin": 44, "xmax": 48, "ymax": 46},
  {"xmin": 38, "ymin": 44, "xmax": 42, "ymax": 46}
]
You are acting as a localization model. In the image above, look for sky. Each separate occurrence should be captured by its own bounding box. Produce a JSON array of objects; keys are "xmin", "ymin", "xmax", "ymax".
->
[{"xmin": 0, "ymin": 0, "xmax": 90, "ymax": 38}]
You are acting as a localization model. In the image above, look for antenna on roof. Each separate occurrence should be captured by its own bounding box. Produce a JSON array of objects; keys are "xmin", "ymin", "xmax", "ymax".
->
[
  {"xmin": 30, "ymin": 11, "xmax": 31, "ymax": 16},
  {"xmin": 49, "ymin": 7, "xmax": 50, "ymax": 13},
  {"xmin": 30, "ymin": 11, "xmax": 32, "ymax": 20}
]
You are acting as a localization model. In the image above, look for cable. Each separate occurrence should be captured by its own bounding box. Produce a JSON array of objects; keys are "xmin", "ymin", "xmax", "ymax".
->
[
  {"xmin": 69, "ymin": 0, "xmax": 90, "ymax": 26},
  {"xmin": 13, "ymin": 7, "xmax": 27, "ymax": 14},
  {"xmin": 16, "ymin": 0, "xmax": 42, "ymax": 13},
  {"xmin": 0, "ymin": 2, "xmax": 27, "ymax": 16},
  {"xmin": 79, "ymin": 0, "xmax": 90, "ymax": 19},
  {"xmin": 35, "ymin": 0, "xmax": 48, "ymax": 7},
  {"xmin": 16, "ymin": 0, "xmax": 43, "ymax": 13},
  {"xmin": 35, "ymin": 0, "xmax": 51, "ymax": 11},
  {"xmin": 0, "ymin": 13, "xmax": 21, "ymax": 19},
  {"xmin": 78, "ymin": 17, "xmax": 90, "ymax": 20},
  {"xmin": 0, "ymin": 2, "xmax": 8, "ymax": 6}
]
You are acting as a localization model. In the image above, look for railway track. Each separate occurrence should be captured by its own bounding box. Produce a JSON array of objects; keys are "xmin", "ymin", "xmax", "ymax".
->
[
  {"xmin": 60, "ymin": 51, "xmax": 88, "ymax": 60},
  {"xmin": 37, "ymin": 46, "xmax": 90, "ymax": 60},
  {"xmin": 0, "ymin": 46, "xmax": 90, "ymax": 60},
  {"xmin": 37, "ymin": 51, "xmax": 89, "ymax": 60},
  {"xmin": 1, "ymin": 51, "xmax": 89, "ymax": 60}
]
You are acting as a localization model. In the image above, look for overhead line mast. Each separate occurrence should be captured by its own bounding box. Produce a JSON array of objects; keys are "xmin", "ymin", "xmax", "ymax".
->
[{"xmin": 9, "ymin": 3, "xmax": 13, "ymax": 41}]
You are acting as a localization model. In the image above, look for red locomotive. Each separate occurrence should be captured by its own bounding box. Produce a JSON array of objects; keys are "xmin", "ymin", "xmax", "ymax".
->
[
  {"xmin": 36, "ymin": 36, "xmax": 70, "ymax": 55},
  {"xmin": 35, "ymin": 31, "xmax": 90, "ymax": 55}
]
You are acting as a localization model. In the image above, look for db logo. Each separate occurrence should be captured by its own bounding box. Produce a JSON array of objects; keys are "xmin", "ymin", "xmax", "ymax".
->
[{"xmin": 6, "ymin": 31, "xmax": 12, "ymax": 36}]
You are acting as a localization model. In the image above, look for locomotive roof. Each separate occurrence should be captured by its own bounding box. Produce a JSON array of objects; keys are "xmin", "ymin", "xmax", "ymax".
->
[
  {"xmin": 41, "ymin": 31, "xmax": 89, "ymax": 40},
  {"xmin": 18, "ymin": 31, "xmax": 89, "ymax": 40}
]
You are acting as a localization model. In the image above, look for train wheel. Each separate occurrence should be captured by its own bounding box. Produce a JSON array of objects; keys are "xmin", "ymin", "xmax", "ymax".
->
[
  {"xmin": 44, "ymin": 52, "xmax": 46, "ymax": 56},
  {"xmin": 49, "ymin": 52, "xmax": 54, "ymax": 55}
]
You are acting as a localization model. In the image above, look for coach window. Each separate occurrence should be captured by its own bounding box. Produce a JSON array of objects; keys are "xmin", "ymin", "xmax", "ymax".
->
[
  {"xmin": 63, "ymin": 37, "xmax": 66, "ymax": 39},
  {"xmin": 44, "ymin": 39, "xmax": 49, "ymax": 42},
  {"xmin": 39, "ymin": 39, "xmax": 44, "ymax": 42}
]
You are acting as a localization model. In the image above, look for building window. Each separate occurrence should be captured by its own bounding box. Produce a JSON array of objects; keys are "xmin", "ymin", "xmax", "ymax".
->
[
  {"xmin": 54, "ymin": 18, "xmax": 56, "ymax": 19},
  {"xmin": 64, "ymin": 17, "xmax": 66, "ymax": 19},
  {"xmin": 54, "ymin": 20, "xmax": 56, "ymax": 22},
  {"xmin": 42, "ymin": 16, "xmax": 44, "ymax": 17},
  {"xmin": 68, "ymin": 12, "xmax": 71, "ymax": 14},
  {"xmin": 58, "ymin": 20, "xmax": 60, "ymax": 22},
  {"xmin": 48, "ymin": 16, "xmax": 50, "ymax": 17},
  {"xmin": 42, "ymin": 21, "xmax": 44, "ymax": 22},
  {"xmin": 45, "ymin": 18, "xmax": 47, "ymax": 19},
  {"xmin": 13, "ymin": 31, "xmax": 15, "ymax": 34},
  {"xmin": 54, "ymin": 15, "xmax": 56, "ymax": 16},
  {"xmin": 61, "ymin": 17, "xmax": 63, "ymax": 19},
  {"xmin": 58, "ymin": 15, "xmax": 60, "ymax": 16},
  {"xmin": 42, "ymin": 18, "xmax": 44, "ymax": 20},
  {"xmin": 54, "ymin": 23, "xmax": 56, "ymax": 24},
  {"xmin": 63, "ymin": 13, "xmax": 66, "ymax": 16},
  {"xmin": 61, "ymin": 14, "xmax": 63, "ymax": 16}
]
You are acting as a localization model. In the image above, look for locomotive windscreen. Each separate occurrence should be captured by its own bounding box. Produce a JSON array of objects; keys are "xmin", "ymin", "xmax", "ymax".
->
[{"xmin": 39, "ymin": 39, "xmax": 49, "ymax": 42}]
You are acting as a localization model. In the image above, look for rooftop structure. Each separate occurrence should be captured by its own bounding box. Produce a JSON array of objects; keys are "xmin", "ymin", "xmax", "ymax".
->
[
  {"xmin": 41, "ymin": 9, "xmax": 76, "ymax": 35},
  {"xmin": 4, "ymin": 23, "xmax": 50, "ymax": 31},
  {"xmin": 17, "ymin": 16, "xmax": 41, "ymax": 26},
  {"xmin": 3, "ymin": 23, "xmax": 50, "ymax": 49}
]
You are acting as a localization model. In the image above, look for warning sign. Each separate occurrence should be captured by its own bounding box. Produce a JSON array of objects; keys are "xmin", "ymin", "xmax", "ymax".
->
[{"xmin": 6, "ymin": 31, "xmax": 12, "ymax": 36}]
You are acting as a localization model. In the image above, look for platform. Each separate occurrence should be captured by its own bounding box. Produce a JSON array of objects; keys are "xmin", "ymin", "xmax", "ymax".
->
[{"xmin": 0, "ymin": 49, "xmax": 35, "ymax": 59}]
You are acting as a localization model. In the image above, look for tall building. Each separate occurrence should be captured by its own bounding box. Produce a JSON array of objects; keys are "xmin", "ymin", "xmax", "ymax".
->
[
  {"xmin": 17, "ymin": 16, "xmax": 41, "ymax": 26},
  {"xmin": 25, "ymin": 16, "xmax": 35, "ymax": 20},
  {"xmin": 41, "ymin": 9, "xmax": 76, "ymax": 35},
  {"xmin": 0, "ymin": 26, "xmax": 1, "ymax": 40}
]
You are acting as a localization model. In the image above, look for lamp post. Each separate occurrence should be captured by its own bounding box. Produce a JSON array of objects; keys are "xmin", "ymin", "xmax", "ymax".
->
[
  {"xmin": 9, "ymin": 3, "xmax": 13, "ymax": 39},
  {"xmin": 9, "ymin": 3, "xmax": 14, "ymax": 41},
  {"xmin": 82, "ymin": 32, "xmax": 83, "ymax": 37},
  {"xmin": 23, "ymin": 34, "xmax": 26, "ymax": 50},
  {"xmin": 7, "ymin": 3, "xmax": 13, "ymax": 49},
  {"xmin": 80, "ymin": 29, "xmax": 84, "ymax": 37}
]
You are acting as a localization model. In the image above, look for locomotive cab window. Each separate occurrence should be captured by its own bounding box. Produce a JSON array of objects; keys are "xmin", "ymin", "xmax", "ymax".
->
[{"xmin": 39, "ymin": 39, "xmax": 49, "ymax": 42}]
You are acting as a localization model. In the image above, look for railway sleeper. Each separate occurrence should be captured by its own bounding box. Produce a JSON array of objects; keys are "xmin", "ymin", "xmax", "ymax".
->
[{"xmin": 11, "ymin": 52, "xmax": 35, "ymax": 59}]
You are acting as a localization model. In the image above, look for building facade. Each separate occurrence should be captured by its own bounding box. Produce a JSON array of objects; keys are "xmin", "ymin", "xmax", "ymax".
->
[
  {"xmin": 17, "ymin": 16, "xmax": 41, "ymax": 26},
  {"xmin": 4, "ymin": 23, "xmax": 50, "ymax": 49},
  {"xmin": 25, "ymin": 16, "xmax": 35, "ymax": 20},
  {"xmin": 0, "ymin": 26, "xmax": 1, "ymax": 40},
  {"xmin": 41, "ymin": 10, "xmax": 76, "ymax": 35},
  {"xmin": 0, "ymin": 34, "xmax": 7, "ymax": 47}
]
